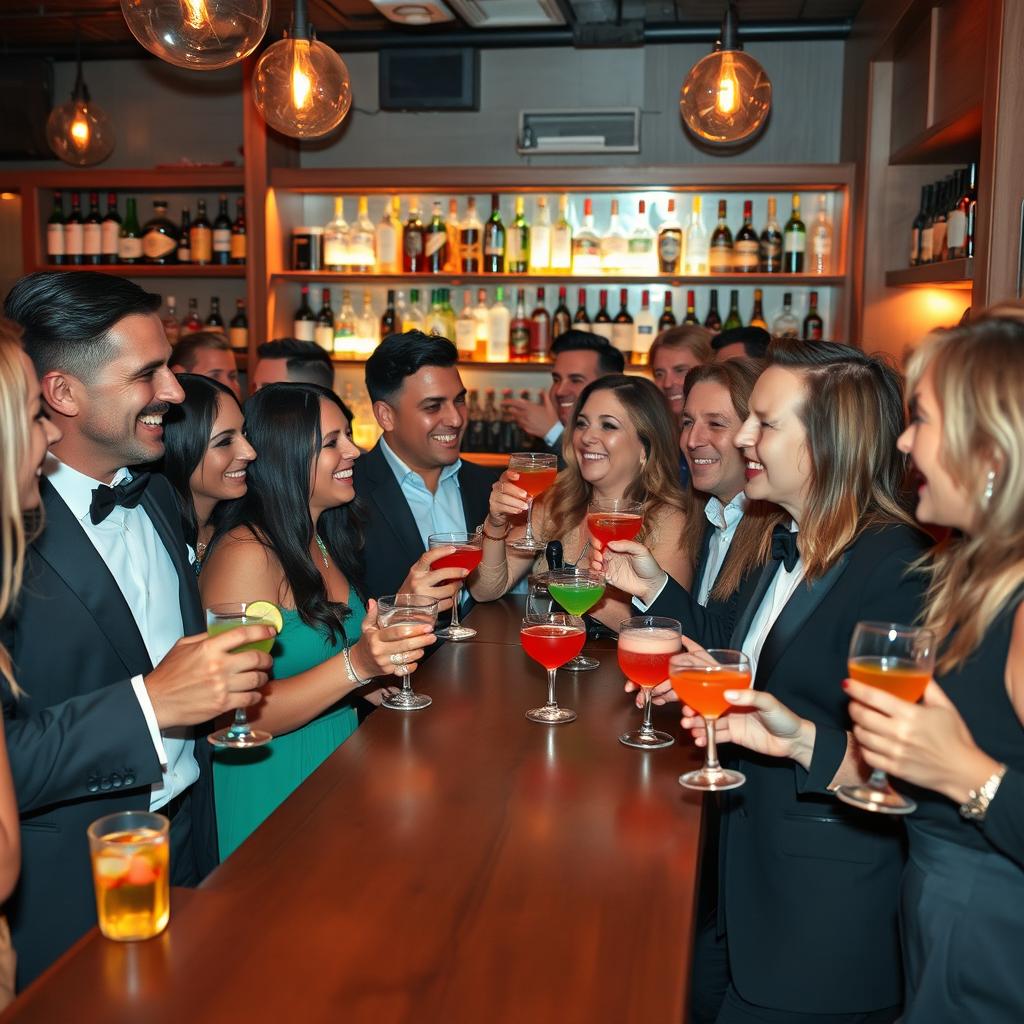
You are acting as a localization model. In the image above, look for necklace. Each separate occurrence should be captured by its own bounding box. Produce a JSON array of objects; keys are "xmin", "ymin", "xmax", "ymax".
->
[{"xmin": 314, "ymin": 535, "xmax": 330, "ymax": 569}]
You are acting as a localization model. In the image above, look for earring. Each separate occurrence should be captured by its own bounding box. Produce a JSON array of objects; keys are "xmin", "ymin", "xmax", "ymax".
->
[{"xmin": 982, "ymin": 469, "xmax": 996, "ymax": 507}]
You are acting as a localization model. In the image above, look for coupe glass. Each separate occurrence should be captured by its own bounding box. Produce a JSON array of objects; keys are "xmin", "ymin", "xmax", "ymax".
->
[
  {"xmin": 378, "ymin": 594, "xmax": 439, "ymax": 712},
  {"xmin": 835, "ymin": 621, "xmax": 935, "ymax": 815},
  {"xmin": 428, "ymin": 531, "xmax": 482, "ymax": 641},
  {"xmin": 618, "ymin": 616, "xmax": 681, "ymax": 749},
  {"xmin": 531, "ymin": 568, "xmax": 605, "ymax": 672},
  {"xmin": 507, "ymin": 452, "xmax": 558, "ymax": 553},
  {"xmin": 520, "ymin": 611, "xmax": 586, "ymax": 724},
  {"xmin": 587, "ymin": 497, "xmax": 644, "ymax": 552}
]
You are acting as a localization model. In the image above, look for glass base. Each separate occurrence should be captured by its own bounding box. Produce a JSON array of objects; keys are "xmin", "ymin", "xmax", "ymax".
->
[
  {"xmin": 679, "ymin": 766, "xmax": 746, "ymax": 791},
  {"xmin": 565, "ymin": 654, "xmax": 599, "ymax": 672},
  {"xmin": 208, "ymin": 725, "xmax": 272, "ymax": 749},
  {"xmin": 834, "ymin": 783, "xmax": 917, "ymax": 815},
  {"xmin": 435, "ymin": 624, "xmax": 477, "ymax": 641},
  {"xmin": 508, "ymin": 536, "xmax": 545, "ymax": 553},
  {"xmin": 526, "ymin": 705, "xmax": 577, "ymax": 724},
  {"xmin": 619, "ymin": 728, "xmax": 674, "ymax": 750},
  {"xmin": 381, "ymin": 690, "xmax": 432, "ymax": 711}
]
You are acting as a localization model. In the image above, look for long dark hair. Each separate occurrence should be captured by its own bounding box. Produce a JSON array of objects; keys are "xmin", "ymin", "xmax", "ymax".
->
[
  {"xmin": 160, "ymin": 372, "xmax": 240, "ymax": 548},
  {"xmin": 215, "ymin": 383, "xmax": 365, "ymax": 642}
]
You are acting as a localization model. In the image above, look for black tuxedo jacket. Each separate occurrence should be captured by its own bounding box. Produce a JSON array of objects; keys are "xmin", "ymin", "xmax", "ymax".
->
[
  {"xmin": 1, "ymin": 475, "xmax": 218, "ymax": 986},
  {"xmin": 352, "ymin": 442, "xmax": 498, "ymax": 600},
  {"xmin": 654, "ymin": 523, "xmax": 930, "ymax": 1014}
]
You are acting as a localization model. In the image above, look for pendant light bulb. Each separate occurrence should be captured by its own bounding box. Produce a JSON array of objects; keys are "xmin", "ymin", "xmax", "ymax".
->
[
  {"xmin": 680, "ymin": 3, "xmax": 772, "ymax": 146},
  {"xmin": 46, "ymin": 52, "xmax": 115, "ymax": 166},
  {"xmin": 120, "ymin": 0, "xmax": 270, "ymax": 71}
]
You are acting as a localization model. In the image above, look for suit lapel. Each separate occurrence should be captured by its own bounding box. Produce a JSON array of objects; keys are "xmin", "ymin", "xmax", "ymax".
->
[
  {"xmin": 364, "ymin": 444, "xmax": 426, "ymax": 565},
  {"xmin": 728, "ymin": 560, "xmax": 779, "ymax": 650},
  {"xmin": 693, "ymin": 520, "xmax": 714, "ymax": 593},
  {"xmin": 141, "ymin": 484, "xmax": 203, "ymax": 635},
  {"xmin": 458, "ymin": 463, "xmax": 490, "ymax": 534}
]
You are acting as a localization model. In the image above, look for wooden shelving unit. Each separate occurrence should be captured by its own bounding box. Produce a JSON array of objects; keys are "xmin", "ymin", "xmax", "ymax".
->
[
  {"xmin": 884, "ymin": 259, "xmax": 974, "ymax": 289},
  {"xmin": 29, "ymin": 263, "xmax": 246, "ymax": 278},
  {"xmin": 272, "ymin": 271, "xmax": 846, "ymax": 287}
]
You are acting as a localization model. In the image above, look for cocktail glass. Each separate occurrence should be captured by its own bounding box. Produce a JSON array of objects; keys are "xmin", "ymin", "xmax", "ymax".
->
[
  {"xmin": 379, "ymin": 594, "xmax": 439, "ymax": 711},
  {"xmin": 507, "ymin": 452, "xmax": 558, "ymax": 553},
  {"xmin": 534, "ymin": 568, "xmax": 605, "ymax": 672},
  {"xmin": 428, "ymin": 531, "xmax": 483, "ymax": 641},
  {"xmin": 618, "ymin": 616, "xmax": 681, "ymax": 749},
  {"xmin": 587, "ymin": 497, "xmax": 644, "ymax": 552},
  {"xmin": 520, "ymin": 611, "xmax": 586, "ymax": 724}
]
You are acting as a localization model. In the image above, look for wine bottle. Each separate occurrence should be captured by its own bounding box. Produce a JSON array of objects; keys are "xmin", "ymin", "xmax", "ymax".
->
[
  {"xmin": 334, "ymin": 291, "xmax": 357, "ymax": 356},
  {"xmin": 294, "ymin": 284, "xmax": 317, "ymax": 343},
  {"xmin": 611, "ymin": 288, "xmax": 634, "ymax": 356},
  {"xmin": 118, "ymin": 197, "xmax": 142, "ymax": 265},
  {"xmin": 376, "ymin": 197, "xmax": 401, "ymax": 274},
  {"xmin": 910, "ymin": 186, "xmax": 928, "ymax": 266},
  {"xmin": 380, "ymin": 289, "xmax": 397, "ymax": 340},
  {"xmin": 205, "ymin": 296, "xmax": 225, "ymax": 334},
  {"xmin": 704, "ymin": 288, "xmax": 722, "ymax": 331},
  {"xmin": 46, "ymin": 191, "xmax": 65, "ymax": 265},
  {"xmin": 809, "ymin": 194, "xmax": 832, "ymax": 274},
  {"xmin": 803, "ymin": 291, "xmax": 824, "ymax": 341},
  {"xmin": 314, "ymin": 288, "xmax": 335, "ymax": 351},
  {"xmin": 101, "ymin": 192, "xmax": 121, "ymax": 265},
  {"xmin": 919, "ymin": 184, "xmax": 935, "ymax": 264},
  {"xmin": 190, "ymin": 199, "xmax": 213, "ymax": 266},
  {"xmin": 723, "ymin": 289, "xmax": 743, "ymax": 331},
  {"xmin": 733, "ymin": 200, "xmax": 759, "ymax": 273},
  {"xmin": 460, "ymin": 197, "xmax": 483, "ymax": 273},
  {"xmin": 552, "ymin": 286, "xmax": 572, "ymax": 338},
  {"xmin": 402, "ymin": 199, "xmax": 425, "ymax": 274},
  {"xmin": 633, "ymin": 290, "xmax": 656, "ymax": 366},
  {"xmin": 425, "ymin": 201, "xmax": 448, "ymax": 274},
  {"xmin": 530, "ymin": 288, "xmax": 551, "ymax": 362},
  {"xmin": 682, "ymin": 289, "xmax": 699, "ymax": 325},
  {"xmin": 183, "ymin": 298, "xmax": 203, "ymax": 333},
  {"xmin": 230, "ymin": 198, "xmax": 247, "ymax": 265},
  {"xmin": 657, "ymin": 198, "xmax": 682, "ymax": 273},
  {"xmin": 759, "ymin": 197, "xmax": 782, "ymax": 273},
  {"xmin": 509, "ymin": 288, "xmax": 531, "ymax": 361},
  {"xmin": 212, "ymin": 194, "xmax": 232, "ymax": 265},
  {"xmin": 229, "ymin": 299, "xmax": 248, "ymax": 352},
  {"xmin": 64, "ymin": 193, "xmax": 84, "ymax": 266},
  {"xmin": 473, "ymin": 289, "xmax": 490, "ymax": 361},
  {"xmin": 709, "ymin": 199, "xmax": 733, "ymax": 274},
  {"xmin": 749, "ymin": 288, "xmax": 768, "ymax": 330},
  {"xmin": 483, "ymin": 194, "xmax": 506, "ymax": 273},
  {"xmin": 444, "ymin": 198, "xmax": 460, "ymax": 273},
  {"xmin": 573, "ymin": 288, "xmax": 591, "ymax": 325},
  {"xmin": 177, "ymin": 208, "xmax": 192, "ymax": 264},
  {"xmin": 782, "ymin": 194, "xmax": 805, "ymax": 273},
  {"xmin": 592, "ymin": 289, "xmax": 613, "ymax": 342},
  {"xmin": 507, "ymin": 196, "xmax": 530, "ymax": 274},
  {"xmin": 659, "ymin": 291, "xmax": 678, "ymax": 330},
  {"xmin": 161, "ymin": 296, "xmax": 181, "ymax": 344},
  {"xmin": 83, "ymin": 192, "xmax": 102, "ymax": 266}
]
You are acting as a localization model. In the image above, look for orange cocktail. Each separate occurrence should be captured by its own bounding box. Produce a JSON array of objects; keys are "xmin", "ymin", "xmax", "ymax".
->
[
  {"xmin": 587, "ymin": 512, "xmax": 643, "ymax": 548},
  {"xmin": 516, "ymin": 466, "xmax": 558, "ymax": 498},
  {"xmin": 671, "ymin": 666, "xmax": 751, "ymax": 720},
  {"xmin": 847, "ymin": 656, "xmax": 930, "ymax": 703}
]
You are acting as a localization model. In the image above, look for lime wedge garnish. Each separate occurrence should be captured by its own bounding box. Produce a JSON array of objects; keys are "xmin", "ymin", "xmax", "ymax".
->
[{"xmin": 245, "ymin": 601, "xmax": 283, "ymax": 634}]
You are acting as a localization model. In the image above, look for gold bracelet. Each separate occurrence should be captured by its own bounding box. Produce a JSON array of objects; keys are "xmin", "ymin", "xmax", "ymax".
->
[{"xmin": 482, "ymin": 521, "xmax": 509, "ymax": 541}]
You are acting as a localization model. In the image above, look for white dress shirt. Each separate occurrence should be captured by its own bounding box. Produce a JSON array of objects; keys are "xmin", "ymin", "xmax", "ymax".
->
[
  {"xmin": 379, "ymin": 437, "xmax": 467, "ymax": 546},
  {"xmin": 542, "ymin": 421, "xmax": 564, "ymax": 450},
  {"xmin": 696, "ymin": 493, "xmax": 747, "ymax": 607},
  {"xmin": 47, "ymin": 459, "xmax": 200, "ymax": 810}
]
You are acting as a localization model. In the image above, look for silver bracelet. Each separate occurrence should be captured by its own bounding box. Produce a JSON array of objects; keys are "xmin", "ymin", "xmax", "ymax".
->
[{"xmin": 342, "ymin": 646, "xmax": 374, "ymax": 687}]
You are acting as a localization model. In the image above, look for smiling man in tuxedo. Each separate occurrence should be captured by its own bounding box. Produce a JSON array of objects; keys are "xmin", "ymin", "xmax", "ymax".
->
[{"xmin": 1, "ymin": 272, "xmax": 273, "ymax": 985}]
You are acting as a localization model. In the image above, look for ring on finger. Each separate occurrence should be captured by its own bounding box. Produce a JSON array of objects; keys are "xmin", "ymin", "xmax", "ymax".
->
[{"xmin": 389, "ymin": 652, "xmax": 406, "ymax": 666}]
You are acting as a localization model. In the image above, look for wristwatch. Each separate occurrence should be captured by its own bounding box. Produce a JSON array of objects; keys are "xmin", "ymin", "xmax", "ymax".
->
[{"xmin": 959, "ymin": 764, "xmax": 1007, "ymax": 821}]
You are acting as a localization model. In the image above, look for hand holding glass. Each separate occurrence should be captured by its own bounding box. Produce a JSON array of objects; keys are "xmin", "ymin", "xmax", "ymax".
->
[
  {"xmin": 618, "ymin": 616, "xmax": 681, "ymax": 749},
  {"xmin": 428, "ymin": 531, "xmax": 482, "ymax": 641},
  {"xmin": 587, "ymin": 497, "xmax": 644, "ymax": 552},
  {"xmin": 520, "ymin": 612, "xmax": 586, "ymax": 724},
  {"xmin": 378, "ymin": 594, "xmax": 439, "ymax": 711},
  {"xmin": 507, "ymin": 452, "xmax": 558, "ymax": 553}
]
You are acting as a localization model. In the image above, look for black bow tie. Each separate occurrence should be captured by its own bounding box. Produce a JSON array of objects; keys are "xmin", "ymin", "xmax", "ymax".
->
[
  {"xmin": 89, "ymin": 473, "xmax": 151, "ymax": 525},
  {"xmin": 771, "ymin": 524, "xmax": 800, "ymax": 573}
]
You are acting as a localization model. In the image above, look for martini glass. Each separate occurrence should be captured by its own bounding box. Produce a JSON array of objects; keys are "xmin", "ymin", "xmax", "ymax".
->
[
  {"xmin": 507, "ymin": 452, "xmax": 558, "ymax": 554},
  {"xmin": 378, "ymin": 594, "xmax": 439, "ymax": 712},
  {"xmin": 520, "ymin": 611, "xmax": 586, "ymax": 724},
  {"xmin": 533, "ymin": 568, "xmax": 605, "ymax": 672},
  {"xmin": 427, "ymin": 531, "xmax": 482, "ymax": 641},
  {"xmin": 587, "ymin": 497, "xmax": 643, "ymax": 553},
  {"xmin": 617, "ymin": 616, "xmax": 681, "ymax": 749}
]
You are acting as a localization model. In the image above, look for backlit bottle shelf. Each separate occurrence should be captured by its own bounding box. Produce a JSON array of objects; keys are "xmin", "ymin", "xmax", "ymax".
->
[
  {"xmin": 32, "ymin": 263, "xmax": 247, "ymax": 278},
  {"xmin": 271, "ymin": 271, "xmax": 845, "ymax": 287}
]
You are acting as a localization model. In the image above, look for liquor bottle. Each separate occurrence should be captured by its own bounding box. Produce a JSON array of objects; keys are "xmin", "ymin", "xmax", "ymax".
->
[
  {"xmin": 552, "ymin": 286, "xmax": 572, "ymax": 338},
  {"xmin": 918, "ymin": 184, "xmax": 935, "ymax": 264},
  {"xmin": 733, "ymin": 200, "xmax": 759, "ymax": 273},
  {"xmin": 230, "ymin": 198, "xmax": 246, "ymax": 265},
  {"xmin": 759, "ymin": 197, "xmax": 783, "ymax": 273},
  {"xmin": 809, "ymin": 194, "xmax": 832, "ymax": 274},
  {"xmin": 530, "ymin": 288, "xmax": 551, "ymax": 362},
  {"xmin": 444, "ymin": 198, "xmax": 460, "ymax": 273},
  {"xmin": 190, "ymin": 199, "xmax": 213, "ymax": 266},
  {"xmin": 550, "ymin": 193, "xmax": 573, "ymax": 271},
  {"xmin": 46, "ymin": 191, "xmax": 65, "ymax": 265},
  {"xmin": 910, "ymin": 186, "xmax": 928, "ymax": 266},
  {"xmin": 658, "ymin": 197, "xmax": 683, "ymax": 273},
  {"xmin": 803, "ymin": 291, "xmax": 824, "ymax": 340},
  {"xmin": 592, "ymin": 289, "xmax": 614, "ymax": 342},
  {"xmin": 659, "ymin": 291, "xmax": 677, "ymax": 330},
  {"xmin": 465, "ymin": 390, "xmax": 485, "ymax": 453},
  {"xmin": 403, "ymin": 289, "xmax": 425, "ymax": 332},
  {"xmin": 229, "ymin": 299, "xmax": 248, "ymax": 352},
  {"xmin": 356, "ymin": 290, "xmax": 377, "ymax": 354},
  {"xmin": 723, "ymin": 290, "xmax": 743, "ymax": 331},
  {"xmin": 782, "ymin": 194, "xmax": 806, "ymax": 273},
  {"xmin": 161, "ymin": 296, "xmax": 181, "ymax": 344},
  {"xmin": 632, "ymin": 290, "xmax": 656, "ymax": 366},
  {"xmin": 334, "ymin": 291, "xmax": 357, "ymax": 356},
  {"xmin": 460, "ymin": 197, "xmax": 483, "ymax": 272},
  {"xmin": 487, "ymin": 287, "xmax": 511, "ymax": 362},
  {"xmin": 455, "ymin": 289, "xmax": 477, "ymax": 360},
  {"xmin": 529, "ymin": 196, "xmax": 552, "ymax": 272},
  {"xmin": 101, "ymin": 193, "xmax": 120, "ymax": 264},
  {"xmin": 314, "ymin": 288, "xmax": 335, "ymax": 351},
  {"xmin": 399, "ymin": 199, "xmax": 423, "ymax": 273},
  {"xmin": 684, "ymin": 196, "xmax": 709, "ymax": 275},
  {"xmin": 628, "ymin": 199, "xmax": 657, "ymax": 275},
  {"xmin": 64, "ymin": 193, "xmax": 84, "ymax": 266},
  {"xmin": 426, "ymin": 289, "xmax": 447, "ymax": 338},
  {"xmin": 704, "ymin": 288, "xmax": 722, "ymax": 331},
  {"xmin": 425, "ymin": 201, "xmax": 448, "ymax": 274},
  {"xmin": 709, "ymin": 199, "xmax": 733, "ymax": 274},
  {"xmin": 142, "ymin": 200, "xmax": 179, "ymax": 264},
  {"xmin": 183, "ymin": 298, "xmax": 203, "ymax": 334},
  {"xmin": 931, "ymin": 178, "xmax": 949, "ymax": 263},
  {"xmin": 349, "ymin": 196, "xmax": 375, "ymax": 273},
  {"xmin": 573, "ymin": 288, "xmax": 591, "ymax": 325},
  {"xmin": 483, "ymin": 389, "xmax": 501, "ymax": 453},
  {"xmin": 483, "ymin": 194, "xmax": 506, "ymax": 273},
  {"xmin": 682, "ymin": 289, "xmax": 699, "ymax": 325},
  {"xmin": 204, "ymin": 296, "xmax": 225, "ymax": 334},
  {"xmin": 947, "ymin": 162, "xmax": 977, "ymax": 260},
  {"xmin": 507, "ymin": 196, "xmax": 530, "ymax": 273},
  {"xmin": 509, "ymin": 288, "xmax": 531, "ymax": 362},
  {"xmin": 376, "ymin": 197, "xmax": 401, "ymax": 274},
  {"xmin": 473, "ymin": 288, "xmax": 490, "ymax": 361},
  {"xmin": 118, "ymin": 197, "xmax": 143, "ymax": 264},
  {"xmin": 772, "ymin": 292, "xmax": 800, "ymax": 339},
  {"xmin": 212, "ymin": 195, "xmax": 232, "ymax": 265},
  {"xmin": 572, "ymin": 198, "xmax": 601, "ymax": 274},
  {"xmin": 601, "ymin": 199, "xmax": 627, "ymax": 275},
  {"xmin": 177, "ymin": 208, "xmax": 192, "ymax": 264},
  {"xmin": 82, "ymin": 192, "xmax": 103, "ymax": 265},
  {"xmin": 442, "ymin": 288, "xmax": 457, "ymax": 339},
  {"xmin": 380, "ymin": 289, "xmax": 397, "ymax": 340},
  {"xmin": 324, "ymin": 198, "xmax": 349, "ymax": 272},
  {"xmin": 293, "ymin": 284, "xmax": 317, "ymax": 342},
  {"xmin": 611, "ymin": 288, "xmax": 634, "ymax": 355},
  {"xmin": 749, "ymin": 288, "xmax": 768, "ymax": 330}
]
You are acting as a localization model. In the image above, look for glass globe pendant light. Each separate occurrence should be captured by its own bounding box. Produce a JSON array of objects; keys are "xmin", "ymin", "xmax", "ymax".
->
[
  {"xmin": 252, "ymin": 0, "xmax": 352, "ymax": 140},
  {"xmin": 679, "ymin": 2, "xmax": 772, "ymax": 146},
  {"xmin": 46, "ymin": 46, "xmax": 115, "ymax": 167},
  {"xmin": 120, "ymin": 0, "xmax": 270, "ymax": 71}
]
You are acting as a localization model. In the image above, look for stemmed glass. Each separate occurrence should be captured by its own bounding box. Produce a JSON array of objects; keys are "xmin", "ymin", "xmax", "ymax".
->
[
  {"xmin": 427, "ymin": 531, "xmax": 482, "ymax": 641},
  {"xmin": 835, "ymin": 621, "xmax": 935, "ymax": 815},
  {"xmin": 618, "ymin": 616, "xmax": 682, "ymax": 749},
  {"xmin": 531, "ymin": 567, "xmax": 605, "ymax": 672},
  {"xmin": 587, "ymin": 497, "xmax": 644, "ymax": 552},
  {"xmin": 507, "ymin": 452, "xmax": 558, "ymax": 554},
  {"xmin": 672, "ymin": 649, "xmax": 751, "ymax": 790},
  {"xmin": 206, "ymin": 602, "xmax": 276, "ymax": 748},
  {"xmin": 520, "ymin": 611, "xmax": 586, "ymax": 724},
  {"xmin": 378, "ymin": 594, "xmax": 439, "ymax": 712}
]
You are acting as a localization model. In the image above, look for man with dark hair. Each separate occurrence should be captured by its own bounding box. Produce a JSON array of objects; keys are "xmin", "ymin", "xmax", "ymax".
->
[
  {"xmin": 2, "ymin": 271, "xmax": 271, "ymax": 984},
  {"xmin": 501, "ymin": 329, "xmax": 625, "ymax": 454},
  {"xmin": 253, "ymin": 337, "xmax": 335, "ymax": 391},
  {"xmin": 712, "ymin": 326, "xmax": 771, "ymax": 362},
  {"xmin": 355, "ymin": 330, "xmax": 496, "ymax": 599},
  {"xmin": 169, "ymin": 330, "xmax": 241, "ymax": 400}
]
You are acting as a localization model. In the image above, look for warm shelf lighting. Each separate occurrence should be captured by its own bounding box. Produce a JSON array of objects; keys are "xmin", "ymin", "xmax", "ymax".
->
[
  {"xmin": 46, "ymin": 52, "xmax": 115, "ymax": 166},
  {"xmin": 120, "ymin": 0, "xmax": 270, "ymax": 71},
  {"xmin": 679, "ymin": 3, "xmax": 772, "ymax": 146},
  {"xmin": 252, "ymin": 0, "xmax": 352, "ymax": 140}
]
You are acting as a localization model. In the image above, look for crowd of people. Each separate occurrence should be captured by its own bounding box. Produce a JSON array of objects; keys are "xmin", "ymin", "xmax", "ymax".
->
[{"xmin": 0, "ymin": 269, "xmax": 1020, "ymax": 1023}]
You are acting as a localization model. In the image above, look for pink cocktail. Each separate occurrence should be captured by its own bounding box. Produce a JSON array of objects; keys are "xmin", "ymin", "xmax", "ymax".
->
[{"xmin": 617, "ymin": 617, "xmax": 681, "ymax": 750}]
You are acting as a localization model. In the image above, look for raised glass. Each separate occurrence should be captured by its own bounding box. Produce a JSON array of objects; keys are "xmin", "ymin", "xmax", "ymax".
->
[
  {"xmin": 587, "ymin": 497, "xmax": 643, "ymax": 551},
  {"xmin": 428, "ymin": 531, "xmax": 483, "ymax": 641},
  {"xmin": 378, "ymin": 594, "xmax": 439, "ymax": 712},
  {"xmin": 618, "ymin": 616, "xmax": 682, "ymax": 749},
  {"xmin": 507, "ymin": 452, "xmax": 558, "ymax": 553}
]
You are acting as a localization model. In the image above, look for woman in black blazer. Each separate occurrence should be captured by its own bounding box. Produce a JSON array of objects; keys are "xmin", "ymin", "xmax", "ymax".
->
[{"xmin": 597, "ymin": 340, "xmax": 930, "ymax": 1023}]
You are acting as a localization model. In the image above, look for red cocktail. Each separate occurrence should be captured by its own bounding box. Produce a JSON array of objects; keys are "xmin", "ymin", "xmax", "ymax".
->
[
  {"xmin": 521, "ymin": 614, "xmax": 585, "ymax": 725},
  {"xmin": 516, "ymin": 466, "xmax": 558, "ymax": 498},
  {"xmin": 617, "ymin": 617, "xmax": 681, "ymax": 749},
  {"xmin": 431, "ymin": 545, "xmax": 484, "ymax": 578},
  {"xmin": 587, "ymin": 512, "xmax": 643, "ymax": 549},
  {"xmin": 427, "ymin": 531, "xmax": 483, "ymax": 641}
]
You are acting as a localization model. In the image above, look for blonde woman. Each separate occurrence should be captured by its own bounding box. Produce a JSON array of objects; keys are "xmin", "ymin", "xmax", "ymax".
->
[
  {"xmin": 0, "ymin": 319, "xmax": 61, "ymax": 1004},
  {"xmin": 845, "ymin": 314, "xmax": 1024, "ymax": 1022},
  {"xmin": 472, "ymin": 373, "xmax": 689, "ymax": 630}
]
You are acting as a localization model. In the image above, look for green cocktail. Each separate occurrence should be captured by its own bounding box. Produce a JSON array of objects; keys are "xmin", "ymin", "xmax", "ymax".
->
[
  {"xmin": 208, "ymin": 619, "xmax": 276, "ymax": 654},
  {"xmin": 549, "ymin": 582, "xmax": 605, "ymax": 617}
]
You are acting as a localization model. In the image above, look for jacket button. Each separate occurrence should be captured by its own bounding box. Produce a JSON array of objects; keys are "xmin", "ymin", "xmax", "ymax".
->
[
  {"xmin": 124, "ymin": 774, "xmax": 136, "ymax": 786},
  {"xmin": 99, "ymin": 777, "xmax": 112, "ymax": 791},
  {"xmin": 87, "ymin": 782, "xmax": 99, "ymax": 793},
  {"xmin": 110, "ymin": 773, "xmax": 122, "ymax": 788}
]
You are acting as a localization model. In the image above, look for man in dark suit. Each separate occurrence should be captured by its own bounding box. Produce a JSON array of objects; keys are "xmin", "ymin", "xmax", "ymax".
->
[
  {"xmin": 2, "ymin": 272, "xmax": 272, "ymax": 985},
  {"xmin": 353, "ymin": 331, "xmax": 497, "ymax": 601}
]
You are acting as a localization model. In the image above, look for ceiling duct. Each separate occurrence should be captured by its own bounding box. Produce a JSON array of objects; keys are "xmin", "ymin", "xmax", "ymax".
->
[{"xmin": 445, "ymin": 0, "xmax": 566, "ymax": 29}]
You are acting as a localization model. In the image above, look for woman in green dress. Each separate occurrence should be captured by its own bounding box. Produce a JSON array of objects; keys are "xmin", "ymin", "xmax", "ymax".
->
[{"xmin": 201, "ymin": 384, "xmax": 459, "ymax": 857}]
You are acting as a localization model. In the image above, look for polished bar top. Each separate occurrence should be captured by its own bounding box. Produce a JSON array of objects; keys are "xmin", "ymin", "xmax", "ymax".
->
[{"xmin": 3, "ymin": 599, "xmax": 704, "ymax": 1023}]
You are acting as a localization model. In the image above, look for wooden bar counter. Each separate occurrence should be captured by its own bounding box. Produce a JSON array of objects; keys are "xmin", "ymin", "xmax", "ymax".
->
[{"xmin": 3, "ymin": 599, "xmax": 705, "ymax": 1023}]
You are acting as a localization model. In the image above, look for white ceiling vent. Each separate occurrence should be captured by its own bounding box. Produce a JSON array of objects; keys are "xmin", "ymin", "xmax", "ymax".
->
[
  {"xmin": 518, "ymin": 108, "xmax": 641, "ymax": 154},
  {"xmin": 447, "ymin": 0, "xmax": 565, "ymax": 29}
]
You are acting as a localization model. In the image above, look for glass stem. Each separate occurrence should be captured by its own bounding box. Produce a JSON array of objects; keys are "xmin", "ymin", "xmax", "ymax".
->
[
  {"xmin": 704, "ymin": 717, "xmax": 722, "ymax": 772},
  {"xmin": 401, "ymin": 670, "xmax": 413, "ymax": 694},
  {"xmin": 640, "ymin": 686, "xmax": 654, "ymax": 734},
  {"xmin": 546, "ymin": 667, "xmax": 558, "ymax": 709},
  {"xmin": 229, "ymin": 709, "xmax": 251, "ymax": 735},
  {"xmin": 450, "ymin": 583, "xmax": 461, "ymax": 627},
  {"xmin": 523, "ymin": 496, "xmax": 535, "ymax": 544},
  {"xmin": 868, "ymin": 769, "xmax": 890, "ymax": 790}
]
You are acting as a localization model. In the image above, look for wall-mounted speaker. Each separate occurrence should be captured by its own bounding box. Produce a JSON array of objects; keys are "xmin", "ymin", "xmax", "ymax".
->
[
  {"xmin": 0, "ymin": 58, "xmax": 54, "ymax": 160},
  {"xmin": 379, "ymin": 48, "xmax": 479, "ymax": 111}
]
